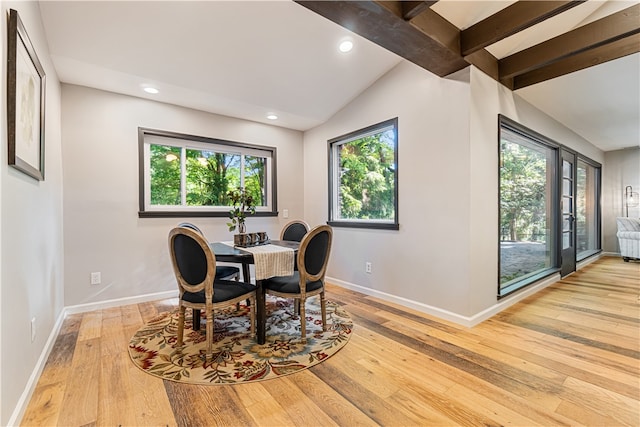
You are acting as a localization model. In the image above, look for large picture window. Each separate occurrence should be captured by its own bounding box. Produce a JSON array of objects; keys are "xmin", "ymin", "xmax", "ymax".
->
[
  {"xmin": 499, "ymin": 118, "xmax": 558, "ymax": 296},
  {"xmin": 498, "ymin": 116, "xmax": 602, "ymax": 296},
  {"xmin": 139, "ymin": 128, "xmax": 277, "ymax": 217},
  {"xmin": 328, "ymin": 118, "xmax": 398, "ymax": 230}
]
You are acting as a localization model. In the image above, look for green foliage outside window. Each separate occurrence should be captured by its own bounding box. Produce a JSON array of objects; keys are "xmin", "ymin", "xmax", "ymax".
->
[
  {"xmin": 244, "ymin": 156, "xmax": 266, "ymax": 206},
  {"xmin": 150, "ymin": 145, "xmax": 181, "ymax": 205},
  {"xmin": 337, "ymin": 130, "xmax": 395, "ymax": 220},
  {"xmin": 185, "ymin": 149, "xmax": 239, "ymax": 206},
  {"xmin": 149, "ymin": 145, "xmax": 267, "ymax": 208},
  {"xmin": 499, "ymin": 141, "xmax": 548, "ymax": 243}
]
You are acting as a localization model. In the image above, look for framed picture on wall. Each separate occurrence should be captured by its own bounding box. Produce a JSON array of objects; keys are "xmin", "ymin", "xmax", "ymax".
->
[{"xmin": 7, "ymin": 8, "xmax": 46, "ymax": 181}]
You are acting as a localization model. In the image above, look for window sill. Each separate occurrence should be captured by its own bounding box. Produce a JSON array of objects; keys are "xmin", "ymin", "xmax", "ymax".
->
[
  {"xmin": 139, "ymin": 211, "xmax": 278, "ymax": 218},
  {"xmin": 498, "ymin": 268, "xmax": 560, "ymax": 298},
  {"xmin": 327, "ymin": 221, "xmax": 399, "ymax": 230}
]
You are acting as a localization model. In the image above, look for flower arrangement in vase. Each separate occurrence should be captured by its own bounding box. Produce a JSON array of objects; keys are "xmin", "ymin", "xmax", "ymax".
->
[{"xmin": 227, "ymin": 187, "xmax": 255, "ymax": 245}]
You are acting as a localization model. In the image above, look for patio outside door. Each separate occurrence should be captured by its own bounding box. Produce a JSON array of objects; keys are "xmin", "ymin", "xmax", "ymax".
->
[{"xmin": 560, "ymin": 149, "xmax": 576, "ymax": 277}]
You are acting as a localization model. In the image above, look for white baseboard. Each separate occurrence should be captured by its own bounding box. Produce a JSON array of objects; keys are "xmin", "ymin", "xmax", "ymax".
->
[
  {"xmin": 7, "ymin": 310, "xmax": 66, "ymax": 427},
  {"xmin": 64, "ymin": 289, "xmax": 178, "ymax": 315},
  {"xmin": 327, "ymin": 273, "xmax": 560, "ymax": 328},
  {"xmin": 601, "ymin": 251, "xmax": 621, "ymax": 257},
  {"xmin": 8, "ymin": 289, "xmax": 178, "ymax": 426}
]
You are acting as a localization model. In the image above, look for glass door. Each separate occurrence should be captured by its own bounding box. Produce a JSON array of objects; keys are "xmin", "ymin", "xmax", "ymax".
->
[
  {"xmin": 576, "ymin": 159, "xmax": 601, "ymax": 260},
  {"xmin": 560, "ymin": 149, "xmax": 576, "ymax": 277}
]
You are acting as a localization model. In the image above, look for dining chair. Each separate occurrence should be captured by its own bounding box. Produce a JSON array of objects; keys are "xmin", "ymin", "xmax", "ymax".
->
[
  {"xmin": 263, "ymin": 224, "xmax": 333, "ymax": 342},
  {"xmin": 279, "ymin": 220, "xmax": 310, "ymax": 242},
  {"xmin": 178, "ymin": 222, "xmax": 240, "ymax": 280},
  {"xmin": 168, "ymin": 226, "xmax": 256, "ymax": 358}
]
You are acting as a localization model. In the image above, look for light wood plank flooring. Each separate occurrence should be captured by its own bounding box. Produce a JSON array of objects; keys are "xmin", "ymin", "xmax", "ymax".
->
[{"xmin": 21, "ymin": 256, "xmax": 639, "ymax": 426}]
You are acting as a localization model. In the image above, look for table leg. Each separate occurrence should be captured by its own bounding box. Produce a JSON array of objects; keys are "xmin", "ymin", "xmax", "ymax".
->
[
  {"xmin": 256, "ymin": 279, "xmax": 266, "ymax": 344},
  {"xmin": 242, "ymin": 264, "xmax": 251, "ymax": 283},
  {"xmin": 193, "ymin": 309, "xmax": 201, "ymax": 331}
]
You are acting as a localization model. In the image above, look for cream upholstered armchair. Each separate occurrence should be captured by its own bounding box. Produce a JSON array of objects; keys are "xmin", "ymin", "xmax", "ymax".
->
[{"xmin": 616, "ymin": 217, "xmax": 640, "ymax": 261}]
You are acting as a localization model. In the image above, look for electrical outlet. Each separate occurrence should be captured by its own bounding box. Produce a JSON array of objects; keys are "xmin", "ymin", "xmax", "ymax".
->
[
  {"xmin": 90, "ymin": 272, "xmax": 101, "ymax": 285},
  {"xmin": 31, "ymin": 317, "xmax": 36, "ymax": 342},
  {"xmin": 365, "ymin": 262, "xmax": 372, "ymax": 274},
  {"xmin": 283, "ymin": 209, "xmax": 289, "ymax": 218}
]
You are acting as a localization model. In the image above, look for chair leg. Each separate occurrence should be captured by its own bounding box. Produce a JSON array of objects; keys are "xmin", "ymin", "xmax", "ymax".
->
[
  {"xmin": 205, "ymin": 307, "xmax": 214, "ymax": 359},
  {"xmin": 249, "ymin": 296, "xmax": 256, "ymax": 337},
  {"xmin": 177, "ymin": 305, "xmax": 186, "ymax": 347},
  {"xmin": 320, "ymin": 291, "xmax": 327, "ymax": 332},
  {"xmin": 299, "ymin": 298, "xmax": 306, "ymax": 343}
]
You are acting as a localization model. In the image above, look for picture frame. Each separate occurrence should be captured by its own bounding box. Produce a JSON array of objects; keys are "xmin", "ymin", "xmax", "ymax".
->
[{"xmin": 7, "ymin": 8, "xmax": 46, "ymax": 181}]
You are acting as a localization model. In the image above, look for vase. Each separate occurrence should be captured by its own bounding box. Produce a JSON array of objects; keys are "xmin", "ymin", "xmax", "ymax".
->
[{"xmin": 234, "ymin": 222, "xmax": 248, "ymax": 246}]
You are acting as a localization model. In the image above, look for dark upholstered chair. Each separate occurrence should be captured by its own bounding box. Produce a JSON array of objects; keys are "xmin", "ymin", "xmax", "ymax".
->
[
  {"xmin": 280, "ymin": 220, "xmax": 310, "ymax": 277},
  {"xmin": 168, "ymin": 226, "xmax": 256, "ymax": 358},
  {"xmin": 178, "ymin": 222, "xmax": 243, "ymax": 328},
  {"xmin": 263, "ymin": 224, "xmax": 333, "ymax": 342},
  {"xmin": 280, "ymin": 220, "xmax": 310, "ymax": 242},
  {"xmin": 178, "ymin": 222, "xmax": 240, "ymax": 280}
]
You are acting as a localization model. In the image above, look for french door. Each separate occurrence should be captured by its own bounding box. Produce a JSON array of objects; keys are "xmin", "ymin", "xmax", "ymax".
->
[{"xmin": 560, "ymin": 149, "xmax": 576, "ymax": 277}]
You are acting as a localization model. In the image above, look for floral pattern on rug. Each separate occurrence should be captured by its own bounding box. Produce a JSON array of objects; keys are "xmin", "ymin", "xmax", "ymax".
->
[{"xmin": 128, "ymin": 296, "xmax": 352, "ymax": 384}]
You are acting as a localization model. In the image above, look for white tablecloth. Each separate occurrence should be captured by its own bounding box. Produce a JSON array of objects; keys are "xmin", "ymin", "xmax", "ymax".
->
[{"xmin": 222, "ymin": 242, "xmax": 294, "ymax": 280}]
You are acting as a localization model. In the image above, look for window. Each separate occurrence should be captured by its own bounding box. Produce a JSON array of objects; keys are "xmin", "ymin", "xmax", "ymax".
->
[
  {"xmin": 328, "ymin": 118, "xmax": 398, "ymax": 230},
  {"xmin": 576, "ymin": 158, "xmax": 601, "ymax": 261},
  {"xmin": 139, "ymin": 128, "xmax": 277, "ymax": 217},
  {"xmin": 499, "ymin": 117, "xmax": 558, "ymax": 296}
]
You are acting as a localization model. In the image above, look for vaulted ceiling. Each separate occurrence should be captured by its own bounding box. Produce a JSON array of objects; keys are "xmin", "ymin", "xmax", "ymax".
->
[{"xmin": 39, "ymin": 1, "xmax": 640, "ymax": 152}]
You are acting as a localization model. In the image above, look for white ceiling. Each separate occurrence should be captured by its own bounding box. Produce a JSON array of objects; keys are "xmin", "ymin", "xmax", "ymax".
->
[{"xmin": 39, "ymin": 0, "xmax": 639, "ymax": 151}]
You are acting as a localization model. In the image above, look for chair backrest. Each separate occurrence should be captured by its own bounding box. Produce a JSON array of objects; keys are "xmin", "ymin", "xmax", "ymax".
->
[
  {"xmin": 178, "ymin": 222, "xmax": 204, "ymax": 236},
  {"xmin": 298, "ymin": 225, "xmax": 333, "ymax": 281},
  {"xmin": 168, "ymin": 227, "xmax": 215, "ymax": 297},
  {"xmin": 280, "ymin": 220, "xmax": 310, "ymax": 242}
]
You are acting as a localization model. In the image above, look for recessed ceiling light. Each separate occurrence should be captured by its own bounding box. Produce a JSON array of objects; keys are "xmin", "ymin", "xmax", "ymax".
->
[
  {"xmin": 339, "ymin": 40, "xmax": 353, "ymax": 53},
  {"xmin": 266, "ymin": 114, "xmax": 278, "ymax": 120},
  {"xmin": 143, "ymin": 86, "xmax": 159, "ymax": 94}
]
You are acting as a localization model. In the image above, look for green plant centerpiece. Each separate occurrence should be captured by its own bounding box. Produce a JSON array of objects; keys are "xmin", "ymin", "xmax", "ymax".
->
[{"xmin": 227, "ymin": 187, "xmax": 256, "ymax": 236}]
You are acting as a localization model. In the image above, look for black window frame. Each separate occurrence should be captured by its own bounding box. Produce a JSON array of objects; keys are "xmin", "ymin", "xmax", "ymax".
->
[
  {"xmin": 138, "ymin": 127, "xmax": 278, "ymax": 218},
  {"xmin": 327, "ymin": 118, "xmax": 399, "ymax": 230},
  {"xmin": 497, "ymin": 115, "xmax": 603, "ymax": 297}
]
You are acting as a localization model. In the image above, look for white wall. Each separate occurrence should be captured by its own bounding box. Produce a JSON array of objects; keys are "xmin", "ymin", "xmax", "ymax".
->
[
  {"xmin": 303, "ymin": 60, "xmax": 606, "ymax": 322},
  {"xmin": 603, "ymin": 147, "xmax": 640, "ymax": 252},
  {"xmin": 304, "ymin": 61, "xmax": 474, "ymax": 317},
  {"xmin": 0, "ymin": 2, "xmax": 64, "ymax": 425},
  {"xmin": 61, "ymin": 85, "xmax": 304, "ymax": 307}
]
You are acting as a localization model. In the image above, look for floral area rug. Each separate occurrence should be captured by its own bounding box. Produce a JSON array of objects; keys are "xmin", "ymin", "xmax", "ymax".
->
[{"xmin": 128, "ymin": 296, "xmax": 352, "ymax": 384}]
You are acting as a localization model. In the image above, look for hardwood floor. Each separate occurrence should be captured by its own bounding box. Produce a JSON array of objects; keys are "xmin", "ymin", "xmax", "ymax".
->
[{"xmin": 21, "ymin": 256, "xmax": 639, "ymax": 426}]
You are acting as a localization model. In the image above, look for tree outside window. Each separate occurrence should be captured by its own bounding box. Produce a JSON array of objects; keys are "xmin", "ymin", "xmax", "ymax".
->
[
  {"xmin": 328, "ymin": 118, "xmax": 398, "ymax": 230},
  {"xmin": 139, "ymin": 128, "xmax": 276, "ymax": 217}
]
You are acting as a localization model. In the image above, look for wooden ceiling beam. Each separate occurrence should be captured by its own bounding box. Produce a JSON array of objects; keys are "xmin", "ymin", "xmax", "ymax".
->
[
  {"xmin": 500, "ymin": 4, "xmax": 640, "ymax": 80},
  {"xmin": 295, "ymin": 0, "xmax": 640, "ymax": 90},
  {"xmin": 407, "ymin": 5, "xmax": 459, "ymax": 53},
  {"xmin": 461, "ymin": 1, "xmax": 585, "ymax": 57},
  {"xmin": 511, "ymin": 32, "xmax": 640, "ymax": 90},
  {"xmin": 295, "ymin": 1, "xmax": 469, "ymax": 77},
  {"xmin": 408, "ymin": 6, "xmax": 502, "ymax": 81},
  {"xmin": 402, "ymin": 1, "xmax": 438, "ymax": 21}
]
